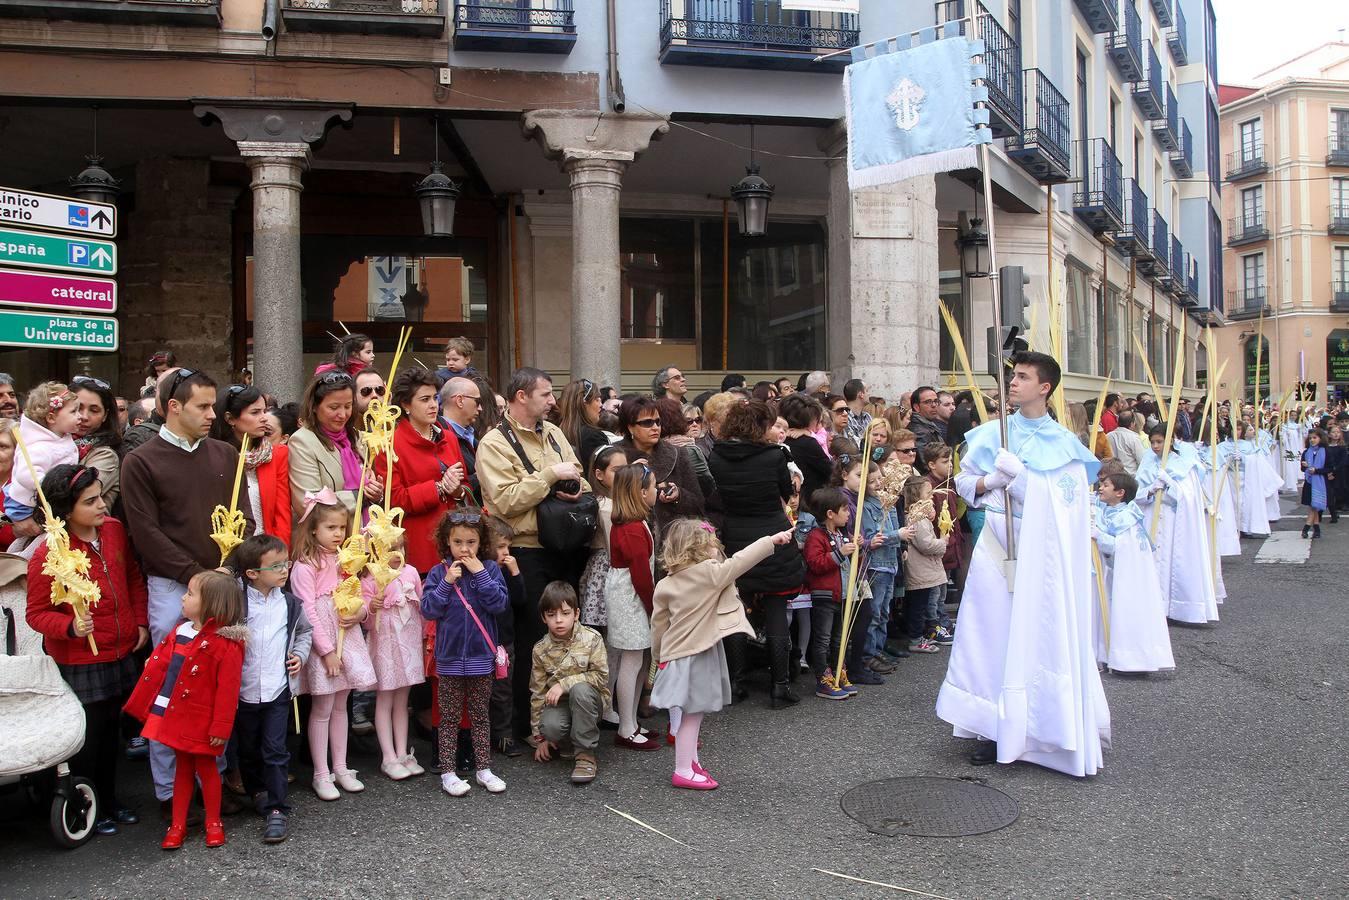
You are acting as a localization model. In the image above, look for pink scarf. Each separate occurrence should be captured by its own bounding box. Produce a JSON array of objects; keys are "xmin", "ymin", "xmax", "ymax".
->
[{"xmin": 319, "ymin": 426, "xmax": 362, "ymax": 491}]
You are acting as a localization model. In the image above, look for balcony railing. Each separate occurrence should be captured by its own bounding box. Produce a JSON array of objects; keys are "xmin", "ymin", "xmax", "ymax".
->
[
  {"xmin": 1170, "ymin": 119, "xmax": 1194, "ymax": 178},
  {"xmin": 0, "ymin": 0, "xmax": 220, "ymax": 26},
  {"xmin": 1073, "ymin": 0, "xmax": 1117, "ymax": 32},
  {"xmin": 1072, "ymin": 137, "xmax": 1124, "ymax": 233},
  {"xmin": 660, "ymin": 0, "xmax": 859, "ymax": 72},
  {"xmin": 1150, "ymin": 0, "xmax": 1173, "ymax": 28},
  {"xmin": 1330, "ymin": 134, "xmax": 1349, "ymax": 167},
  {"xmin": 1333, "ymin": 280, "xmax": 1349, "ymax": 312},
  {"xmin": 1186, "ymin": 253, "xmax": 1200, "ymax": 303},
  {"xmin": 936, "ymin": 1, "xmax": 1022, "ymax": 138},
  {"xmin": 1006, "ymin": 68, "xmax": 1071, "ymax": 183},
  {"xmin": 1166, "ymin": 1, "xmax": 1188, "ymax": 65},
  {"xmin": 1132, "ymin": 42, "xmax": 1164, "ymax": 120},
  {"xmin": 1108, "ymin": 0, "xmax": 1143, "ymax": 80},
  {"xmin": 1152, "ymin": 83, "xmax": 1179, "ymax": 151},
  {"xmin": 1228, "ymin": 214, "xmax": 1269, "ymax": 246},
  {"xmin": 282, "ymin": 0, "xmax": 444, "ymax": 36},
  {"xmin": 1145, "ymin": 210, "xmax": 1171, "ymax": 279},
  {"xmin": 1168, "ymin": 236, "xmax": 1186, "ymax": 296},
  {"xmin": 453, "ymin": 1, "xmax": 575, "ymax": 53},
  {"xmin": 1114, "ymin": 177, "xmax": 1152, "ymax": 258},
  {"xmin": 1226, "ymin": 287, "xmax": 1269, "ymax": 320},
  {"xmin": 1331, "ymin": 203, "xmax": 1349, "ymax": 235},
  {"xmin": 1226, "ymin": 146, "xmax": 1269, "ymax": 180}
]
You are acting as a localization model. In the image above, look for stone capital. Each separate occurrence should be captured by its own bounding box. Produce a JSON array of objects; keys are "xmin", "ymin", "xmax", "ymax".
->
[
  {"xmin": 193, "ymin": 99, "xmax": 354, "ymax": 146},
  {"xmin": 522, "ymin": 109, "xmax": 668, "ymax": 169},
  {"xmin": 240, "ymin": 142, "xmax": 310, "ymax": 191}
]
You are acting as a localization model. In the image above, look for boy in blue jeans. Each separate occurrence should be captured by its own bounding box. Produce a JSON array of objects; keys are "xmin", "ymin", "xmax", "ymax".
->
[{"xmin": 861, "ymin": 454, "xmax": 904, "ymax": 674}]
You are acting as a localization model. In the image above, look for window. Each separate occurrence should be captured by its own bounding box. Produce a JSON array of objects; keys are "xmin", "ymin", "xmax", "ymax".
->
[
  {"xmin": 1204, "ymin": 0, "xmax": 1217, "ymax": 86},
  {"xmin": 1333, "ymin": 178, "xmax": 1349, "ymax": 217},
  {"xmin": 1007, "ymin": 0, "xmax": 1022, "ymax": 46},
  {"xmin": 1333, "ymin": 109, "xmax": 1349, "ymax": 142},
  {"xmin": 1334, "ymin": 247, "xmax": 1349, "ymax": 294},
  {"xmin": 1210, "ymin": 207, "xmax": 1223, "ymax": 310},
  {"xmin": 1207, "ymin": 99, "xmax": 1221, "ymax": 191},
  {"xmin": 1109, "ymin": 93, "xmax": 1120, "ymax": 149},
  {"xmin": 1241, "ymin": 185, "xmax": 1263, "ymax": 228},
  {"xmin": 1095, "ymin": 280, "xmax": 1109, "ymax": 376},
  {"xmin": 1134, "ymin": 131, "xmax": 1143, "ymax": 181},
  {"xmin": 1066, "ymin": 263, "xmax": 1093, "ymax": 373},
  {"xmin": 620, "ymin": 218, "xmax": 695, "ymax": 341},
  {"xmin": 1106, "ymin": 286, "xmax": 1125, "ymax": 377},
  {"xmin": 1239, "ymin": 118, "xmax": 1262, "ymax": 162},
  {"xmin": 1242, "ymin": 253, "xmax": 1265, "ymax": 304},
  {"xmin": 1077, "ymin": 49, "xmax": 1090, "ymax": 179}
]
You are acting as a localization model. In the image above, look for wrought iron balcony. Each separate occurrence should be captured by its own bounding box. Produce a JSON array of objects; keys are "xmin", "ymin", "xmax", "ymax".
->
[
  {"xmin": 1114, "ymin": 177, "xmax": 1153, "ymax": 259},
  {"xmin": 1226, "ymin": 288, "xmax": 1269, "ymax": 320},
  {"xmin": 1228, "ymin": 214, "xmax": 1269, "ymax": 246},
  {"xmin": 1132, "ymin": 42, "xmax": 1164, "ymax": 120},
  {"xmin": 1139, "ymin": 210, "xmax": 1169, "ymax": 278},
  {"xmin": 1185, "ymin": 253, "xmax": 1200, "ymax": 305},
  {"xmin": 0, "ymin": 0, "xmax": 219, "ymax": 26},
  {"xmin": 935, "ymin": 1, "xmax": 1022, "ymax": 138},
  {"xmin": 1073, "ymin": 0, "xmax": 1117, "ymax": 32},
  {"xmin": 1108, "ymin": 1, "xmax": 1143, "ymax": 81},
  {"xmin": 1226, "ymin": 147, "xmax": 1269, "ymax": 180},
  {"xmin": 659, "ymin": 0, "xmax": 858, "ymax": 72},
  {"xmin": 1152, "ymin": 83, "xmax": 1179, "ymax": 151},
  {"xmin": 1166, "ymin": 1, "xmax": 1188, "ymax": 65},
  {"xmin": 282, "ymin": 0, "xmax": 444, "ymax": 37},
  {"xmin": 1167, "ymin": 236, "xmax": 1186, "ymax": 297},
  {"xmin": 1333, "ymin": 280, "xmax": 1349, "ymax": 312},
  {"xmin": 1007, "ymin": 68, "xmax": 1071, "ymax": 183},
  {"xmin": 1170, "ymin": 118, "xmax": 1193, "ymax": 178},
  {"xmin": 1329, "ymin": 134, "xmax": 1349, "ymax": 167},
  {"xmin": 1072, "ymin": 138, "xmax": 1124, "ymax": 234},
  {"xmin": 452, "ymin": 1, "xmax": 575, "ymax": 53},
  {"xmin": 1330, "ymin": 203, "xmax": 1349, "ymax": 236},
  {"xmin": 1150, "ymin": 0, "xmax": 1173, "ymax": 28}
]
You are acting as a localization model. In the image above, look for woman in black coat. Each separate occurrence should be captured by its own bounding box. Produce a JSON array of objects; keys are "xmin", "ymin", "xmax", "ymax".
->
[
  {"xmin": 708, "ymin": 400, "xmax": 805, "ymax": 709},
  {"xmin": 1325, "ymin": 424, "xmax": 1348, "ymax": 523},
  {"xmin": 780, "ymin": 393, "xmax": 832, "ymax": 515}
]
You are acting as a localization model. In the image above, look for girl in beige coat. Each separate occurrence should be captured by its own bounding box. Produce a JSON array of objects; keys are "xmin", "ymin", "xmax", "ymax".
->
[{"xmin": 901, "ymin": 476, "xmax": 949, "ymax": 654}]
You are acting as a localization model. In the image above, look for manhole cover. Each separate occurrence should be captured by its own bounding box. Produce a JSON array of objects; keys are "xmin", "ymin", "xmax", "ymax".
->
[{"xmin": 840, "ymin": 776, "xmax": 1019, "ymax": 837}]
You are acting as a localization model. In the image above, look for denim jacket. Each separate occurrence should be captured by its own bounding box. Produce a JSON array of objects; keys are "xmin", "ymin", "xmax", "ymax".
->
[{"xmin": 861, "ymin": 495, "xmax": 901, "ymax": 573}]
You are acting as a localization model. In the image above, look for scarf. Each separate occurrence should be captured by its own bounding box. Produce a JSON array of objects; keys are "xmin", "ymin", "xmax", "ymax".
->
[
  {"xmin": 74, "ymin": 435, "xmax": 97, "ymax": 461},
  {"xmin": 244, "ymin": 441, "xmax": 274, "ymax": 471},
  {"xmin": 319, "ymin": 426, "xmax": 362, "ymax": 491}
]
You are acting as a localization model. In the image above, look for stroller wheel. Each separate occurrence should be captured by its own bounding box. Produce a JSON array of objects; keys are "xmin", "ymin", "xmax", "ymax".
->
[{"xmin": 49, "ymin": 777, "xmax": 98, "ymax": 848}]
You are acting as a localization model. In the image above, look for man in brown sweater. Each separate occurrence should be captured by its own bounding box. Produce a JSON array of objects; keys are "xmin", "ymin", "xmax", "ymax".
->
[{"xmin": 120, "ymin": 367, "xmax": 254, "ymax": 815}]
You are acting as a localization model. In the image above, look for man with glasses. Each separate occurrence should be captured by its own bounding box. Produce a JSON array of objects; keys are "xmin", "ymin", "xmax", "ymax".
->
[
  {"xmin": 353, "ymin": 369, "xmax": 387, "ymax": 420},
  {"xmin": 909, "ymin": 386, "xmax": 948, "ymax": 472},
  {"xmin": 122, "ymin": 368, "xmax": 256, "ymax": 821},
  {"xmin": 0, "ymin": 373, "xmax": 18, "ymax": 421},
  {"xmin": 441, "ymin": 376, "xmax": 483, "ymax": 503},
  {"xmin": 652, "ymin": 366, "xmax": 688, "ymax": 403}
]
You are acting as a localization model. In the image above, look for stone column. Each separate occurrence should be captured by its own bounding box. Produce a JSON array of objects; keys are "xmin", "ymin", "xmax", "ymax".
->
[
  {"xmin": 522, "ymin": 111, "xmax": 667, "ymax": 388},
  {"xmin": 822, "ymin": 123, "xmax": 941, "ymax": 399},
  {"xmin": 241, "ymin": 142, "xmax": 308, "ymax": 401}
]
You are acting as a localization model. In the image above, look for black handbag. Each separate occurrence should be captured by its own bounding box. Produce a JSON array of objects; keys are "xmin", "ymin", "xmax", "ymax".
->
[{"xmin": 497, "ymin": 423, "xmax": 598, "ymax": 552}]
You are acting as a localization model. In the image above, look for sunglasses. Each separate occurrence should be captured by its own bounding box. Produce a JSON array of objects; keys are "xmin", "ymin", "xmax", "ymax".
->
[
  {"xmin": 71, "ymin": 375, "xmax": 110, "ymax": 391},
  {"xmin": 359, "ymin": 384, "xmax": 386, "ymax": 398},
  {"xmin": 447, "ymin": 511, "xmax": 482, "ymax": 525},
  {"xmin": 832, "ymin": 407, "xmax": 848, "ymax": 415},
  {"xmin": 685, "ymin": 416, "xmax": 704, "ymax": 425},
  {"xmin": 581, "ymin": 379, "xmax": 596, "ymax": 403},
  {"xmin": 634, "ymin": 418, "xmax": 661, "ymax": 428},
  {"xmin": 896, "ymin": 446, "xmax": 917, "ymax": 455},
  {"xmin": 164, "ymin": 368, "xmax": 199, "ymax": 402},
  {"xmin": 318, "ymin": 371, "xmax": 354, "ymax": 387},
  {"xmin": 253, "ymin": 560, "xmax": 292, "ymax": 573}
]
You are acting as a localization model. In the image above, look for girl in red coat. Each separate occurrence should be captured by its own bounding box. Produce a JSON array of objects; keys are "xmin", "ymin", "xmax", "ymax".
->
[
  {"xmin": 125, "ymin": 570, "xmax": 246, "ymax": 850},
  {"xmin": 605, "ymin": 464, "xmax": 658, "ymax": 750},
  {"xmin": 26, "ymin": 464, "xmax": 149, "ymax": 836}
]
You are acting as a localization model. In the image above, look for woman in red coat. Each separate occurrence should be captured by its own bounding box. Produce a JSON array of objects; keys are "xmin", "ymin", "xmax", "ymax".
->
[
  {"xmin": 124, "ymin": 570, "xmax": 246, "ymax": 850},
  {"xmin": 26, "ymin": 464, "xmax": 149, "ymax": 836},
  {"xmin": 372, "ymin": 368, "xmax": 467, "ymax": 574},
  {"xmin": 212, "ymin": 384, "xmax": 292, "ymax": 548}
]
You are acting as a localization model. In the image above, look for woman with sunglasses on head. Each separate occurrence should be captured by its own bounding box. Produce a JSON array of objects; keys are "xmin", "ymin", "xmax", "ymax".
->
[
  {"xmin": 71, "ymin": 375, "xmax": 123, "ymax": 511},
  {"xmin": 557, "ymin": 379, "xmax": 608, "ymax": 486},
  {"xmin": 370, "ymin": 368, "xmax": 468, "ymax": 575},
  {"xmin": 212, "ymin": 383, "xmax": 293, "ymax": 548},
  {"xmin": 288, "ymin": 372, "xmax": 382, "ymax": 522}
]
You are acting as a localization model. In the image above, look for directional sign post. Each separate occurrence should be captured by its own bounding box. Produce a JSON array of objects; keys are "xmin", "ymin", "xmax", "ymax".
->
[
  {"xmin": 0, "ymin": 187, "xmax": 116, "ymax": 238},
  {"xmin": 0, "ymin": 267, "xmax": 118, "ymax": 314},
  {"xmin": 0, "ymin": 227, "xmax": 117, "ymax": 275},
  {"xmin": 0, "ymin": 309, "xmax": 118, "ymax": 352}
]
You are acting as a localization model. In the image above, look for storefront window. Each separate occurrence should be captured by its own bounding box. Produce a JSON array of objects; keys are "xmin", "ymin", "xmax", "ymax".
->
[
  {"xmin": 938, "ymin": 228, "xmax": 964, "ymax": 372},
  {"xmin": 1065, "ymin": 263, "xmax": 1092, "ymax": 373},
  {"xmin": 1245, "ymin": 335, "xmax": 1270, "ymax": 400}
]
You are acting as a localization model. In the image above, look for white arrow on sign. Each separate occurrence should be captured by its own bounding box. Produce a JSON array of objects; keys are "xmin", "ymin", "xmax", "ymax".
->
[
  {"xmin": 0, "ymin": 186, "xmax": 117, "ymax": 238},
  {"xmin": 91, "ymin": 247, "xmax": 113, "ymax": 266}
]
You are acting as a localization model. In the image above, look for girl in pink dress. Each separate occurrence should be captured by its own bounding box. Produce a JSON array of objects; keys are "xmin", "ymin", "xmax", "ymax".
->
[
  {"xmin": 292, "ymin": 490, "xmax": 376, "ymax": 801},
  {"xmin": 363, "ymin": 535, "xmax": 426, "ymax": 782}
]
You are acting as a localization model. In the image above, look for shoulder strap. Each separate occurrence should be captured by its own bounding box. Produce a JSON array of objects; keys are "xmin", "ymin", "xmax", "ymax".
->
[
  {"xmin": 497, "ymin": 421, "xmax": 535, "ymax": 475},
  {"xmin": 454, "ymin": 581, "xmax": 496, "ymax": 647},
  {"xmin": 3, "ymin": 608, "xmax": 15, "ymax": 657}
]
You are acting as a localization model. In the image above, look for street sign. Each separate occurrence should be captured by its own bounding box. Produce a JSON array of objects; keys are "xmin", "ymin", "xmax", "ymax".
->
[
  {"xmin": 0, "ymin": 309, "xmax": 118, "ymax": 352},
  {"xmin": 0, "ymin": 186, "xmax": 116, "ymax": 238},
  {"xmin": 0, "ymin": 267, "xmax": 117, "ymax": 314},
  {"xmin": 0, "ymin": 227, "xmax": 117, "ymax": 275}
]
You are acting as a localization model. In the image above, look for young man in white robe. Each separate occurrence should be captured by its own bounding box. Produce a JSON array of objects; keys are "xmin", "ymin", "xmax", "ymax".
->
[
  {"xmin": 1135, "ymin": 428, "xmax": 1220, "ymax": 624},
  {"xmin": 935, "ymin": 352, "xmax": 1111, "ymax": 777},
  {"xmin": 1279, "ymin": 417, "xmax": 1303, "ymax": 491},
  {"xmin": 1092, "ymin": 472, "xmax": 1175, "ymax": 673}
]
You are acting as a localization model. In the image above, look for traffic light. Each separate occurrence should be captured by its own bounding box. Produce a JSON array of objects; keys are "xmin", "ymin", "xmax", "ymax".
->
[{"xmin": 986, "ymin": 266, "xmax": 1031, "ymax": 376}]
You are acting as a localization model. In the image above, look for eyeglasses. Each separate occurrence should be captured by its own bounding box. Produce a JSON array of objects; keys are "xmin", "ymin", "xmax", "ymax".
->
[
  {"xmin": 581, "ymin": 379, "xmax": 596, "ymax": 402},
  {"xmin": 831, "ymin": 407, "xmax": 848, "ymax": 415},
  {"xmin": 634, "ymin": 418, "xmax": 662, "ymax": 429},
  {"xmin": 226, "ymin": 384, "xmax": 248, "ymax": 397},
  {"xmin": 71, "ymin": 375, "xmax": 110, "ymax": 391},
  {"xmin": 447, "ymin": 511, "xmax": 482, "ymax": 525},
  {"xmin": 458, "ymin": 393, "xmax": 482, "ymax": 404},
  {"xmin": 318, "ymin": 371, "xmax": 354, "ymax": 387},
  {"xmin": 164, "ymin": 368, "xmax": 199, "ymax": 403},
  {"xmin": 254, "ymin": 560, "xmax": 292, "ymax": 573},
  {"xmin": 359, "ymin": 384, "xmax": 386, "ymax": 398},
  {"xmin": 896, "ymin": 446, "xmax": 917, "ymax": 455},
  {"xmin": 685, "ymin": 416, "xmax": 703, "ymax": 425},
  {"xmin": 667, "ymin": 373, "xmax": 686, "ymax": 382}
]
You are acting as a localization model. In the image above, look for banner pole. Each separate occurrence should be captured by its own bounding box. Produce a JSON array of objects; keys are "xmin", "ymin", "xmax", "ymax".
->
[{"xmin": 978, "ymin": 141, "xmax": 1016, "ymax": 578}]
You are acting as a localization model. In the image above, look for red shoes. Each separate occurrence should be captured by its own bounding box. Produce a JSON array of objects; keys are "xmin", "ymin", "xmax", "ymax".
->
[
  {"xmin": 161, "ymin": 824, "xmax": 186, "ymax": 851},
  {"xmin": 614, "ymin": 732, "xmax": 661, "ymax": 752},
  {"xmin": 204, "ymin": 821, "xmax": 227, "ymax": 848},
  {"xmin": 671, "ymin": 771, "xmax": 719, "ymax": 790}
]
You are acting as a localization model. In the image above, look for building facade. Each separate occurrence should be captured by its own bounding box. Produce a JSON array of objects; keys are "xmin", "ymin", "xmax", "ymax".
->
[
  {"xmin": 0, "ymin": 0, "xmax": 1218, "ymax": 405},
  {"xmin": 1213, "ymin": 44, "xmax": 1349, "ymax": 404}
]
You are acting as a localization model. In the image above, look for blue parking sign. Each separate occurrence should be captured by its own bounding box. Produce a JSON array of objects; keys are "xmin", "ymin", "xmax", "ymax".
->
[
  {"xmin": 67, "ymin": 205, "xmax": 89, "ymax": 228},
  {"xmin": 68, "ymin": 243, "xmax": 89, "ymax": 267}
]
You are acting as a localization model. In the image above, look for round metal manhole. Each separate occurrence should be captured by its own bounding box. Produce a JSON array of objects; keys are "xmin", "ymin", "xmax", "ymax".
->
[{"xmin": 840, "ymin": 776, "xmax": 1019, "ymax": 837}]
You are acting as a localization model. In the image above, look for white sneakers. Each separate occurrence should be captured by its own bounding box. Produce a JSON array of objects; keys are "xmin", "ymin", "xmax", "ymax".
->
[
  {"xmin": 334, "ymin": 769, "xmax": 365, "ymax": 792},
  {"xmin": 312, "ymin": 773, "xmax": 340, "ymax": 802},
  {"xmin": 440, "ymin": 769, "xmax": 508, "ymax": 796},
  {"xmin": 475, "ymin": 769, "xmax": 507, "ymax": 793}
]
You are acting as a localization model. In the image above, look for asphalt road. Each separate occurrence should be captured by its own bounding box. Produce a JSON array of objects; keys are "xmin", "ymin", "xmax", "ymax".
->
[{"xmin": 3, "ymin": 500, "xmax": 1347, "ymax": 899}]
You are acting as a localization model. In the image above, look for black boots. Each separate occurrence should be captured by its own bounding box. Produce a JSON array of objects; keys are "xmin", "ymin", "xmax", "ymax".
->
[
  {"xmin": 970, "ymin": 740, "xmax": 997, "ymax": 765},
  {"xmin": 767, "ymin": 637, "xmax": 800, "ymax": 709},
  {"xmin": 1303, "ymin": 524, "xmax": 1312, "ymax": 538},
  {"xmin": 723, "ymin": 634, "xmax": 749, "ymax": 703},
  {"xmin": 1313, "ymin": 524, "xmax": 1322, "ymax": 539}
]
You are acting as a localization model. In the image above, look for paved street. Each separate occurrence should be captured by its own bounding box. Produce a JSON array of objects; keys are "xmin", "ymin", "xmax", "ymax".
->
[{"xmin": 4, "ymin": 501, "xmax": 1347, "ymax": 899}]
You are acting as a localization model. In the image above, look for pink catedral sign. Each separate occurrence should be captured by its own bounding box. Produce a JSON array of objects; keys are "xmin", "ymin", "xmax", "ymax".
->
[{"xmin": 0, "ymin": 267, "xmax": 117, "ymax": 314}]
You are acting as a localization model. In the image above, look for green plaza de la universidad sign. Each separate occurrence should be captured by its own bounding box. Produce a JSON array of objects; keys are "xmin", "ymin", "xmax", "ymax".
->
[{"xmin": 0, "ymin": 309, "xmax": 118, "ymax": 351}]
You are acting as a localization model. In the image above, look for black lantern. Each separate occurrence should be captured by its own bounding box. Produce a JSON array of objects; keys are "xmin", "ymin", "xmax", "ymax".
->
[
  {"xmin": 957, "ymin": 216, "xmax": 990, "ymax": 279},
  {"xmin": 416, "ymin": 118, "xmax": 460, "ymax": 237},
  {"xmin": 730, "ymin": 124, "xmax": 774, "ymax": 236},
  {"xmin": 68, "ymin": 107, "xmax": 120, "ymax": 206}
]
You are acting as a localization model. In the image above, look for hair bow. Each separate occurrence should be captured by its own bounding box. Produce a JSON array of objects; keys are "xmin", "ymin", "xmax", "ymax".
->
[{"xmin": 300, "ymin": 487, "xmax": 340, "ymax": 521}]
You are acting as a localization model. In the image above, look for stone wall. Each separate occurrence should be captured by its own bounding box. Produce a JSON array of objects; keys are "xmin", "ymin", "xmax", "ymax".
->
[{"xmin": 118, "ymin": 158, "xmax": 236, "ymax": 397}]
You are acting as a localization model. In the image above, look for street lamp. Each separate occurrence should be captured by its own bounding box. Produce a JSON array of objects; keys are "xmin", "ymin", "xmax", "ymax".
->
[
  {"xmin": 730, "ymin": 123, "xmax": 774, "ymax": 237},
  {"xmin": 957, "ymin": 215, "xmax": 990, "ymax": 279},
  {"xmin": 416, "ymin": 118, "xmax": 460, "ymax": 237},
  {"xmin": 68, "ymin": 107, "xmax": 120, "ymax": 206}
]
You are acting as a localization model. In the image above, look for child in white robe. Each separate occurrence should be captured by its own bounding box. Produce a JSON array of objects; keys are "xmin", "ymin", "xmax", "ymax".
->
[{"xmin": 1135, "ymin": 427, "xmax": 1219, "ymax": 625}]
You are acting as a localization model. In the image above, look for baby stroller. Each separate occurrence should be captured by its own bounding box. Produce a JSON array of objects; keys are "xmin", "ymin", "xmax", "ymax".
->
[{"xmin": 0, "ymin": 554, "xmax": 98, "ymax": 848}]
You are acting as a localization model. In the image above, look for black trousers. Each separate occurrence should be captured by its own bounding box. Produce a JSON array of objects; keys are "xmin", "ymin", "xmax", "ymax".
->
[
  {"xmin": 489, "ymin": 644, "xmax": 516, "ymax": 743},
  {"xmin": 509, "ymin": 546, "xmax": 585, "ymax": 737},
  {"xmin": 74, "ymin": 698, "xmax": 122, "ymax": 811},
  {"xmin": 235, "ymin": 689, "xmax": 292, "ymax": 814}
]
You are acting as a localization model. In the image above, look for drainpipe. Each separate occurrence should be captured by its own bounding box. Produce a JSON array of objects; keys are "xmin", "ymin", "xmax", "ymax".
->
[
  {"xmin": 605, "ymin": 0, "xmax": 626, "ymax": 113},
  {"xmin": 262, "ymin": 0, "xmax": 279, "ymax": 42}
]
